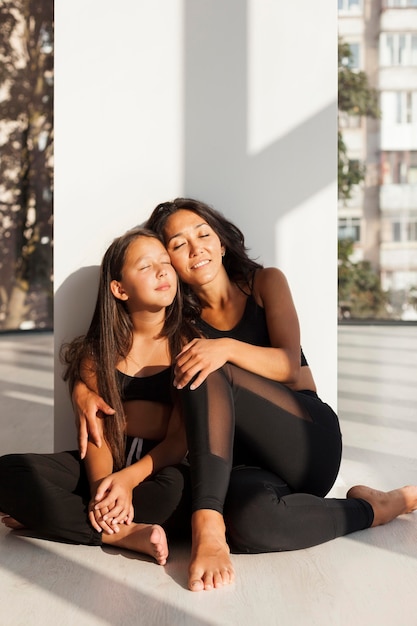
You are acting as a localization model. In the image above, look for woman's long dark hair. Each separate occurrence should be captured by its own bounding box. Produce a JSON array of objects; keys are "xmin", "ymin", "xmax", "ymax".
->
[
  {"xmin": 60, "ymin": 227, "xmax": 193, "ymax": 470},
  {"xmin": 145, "ymin": 198, "xmax": 263, "ymax": 320}
]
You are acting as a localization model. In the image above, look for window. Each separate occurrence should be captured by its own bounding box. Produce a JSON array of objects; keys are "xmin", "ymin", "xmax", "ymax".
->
[
  {"xmin": 385, "ymin": 0, "xmax": 417, "ymax": 6},
  {"xmin": 393, "ymin": 222, "xmax": 402, "ymax": 242},
  {"xmin": 338, "ymin": 217, "xmax": 361, "ymax": 242},
  {"xmin": 380, "ymin": 33, "xmax": 417, "ymax": 65},
  {"xmin": 348, "ymin": 43, "xmax": 360, "ymax": 69},
  {"xmin": 407, "ymin": 222, "xmax": 417, "ymax": 241},
  {"xmin": 339, "ymin": 111, "xmax": 362, "ymax": 129},
  {"xmin": 390, "ymin": 220, "xmax": 417, "ymax": 242},
  {"xmin": 339, "ymin": 0, "xmax": 362, "ymax": 10},
  {"xmin": 382, "ymin": 151, "xmax": 417, "ymax": 184},
  {"xmin": 395, "ymin": 92, "xmax": 413, "ymax": 124}
]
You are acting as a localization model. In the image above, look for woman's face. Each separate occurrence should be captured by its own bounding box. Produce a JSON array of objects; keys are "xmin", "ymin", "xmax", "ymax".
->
[
  {"xmin": 163, "ymin": 209, "xmax": 225, "ymax": 288},
  {"xmin": 112, "ymin": 236, "xmax": 177, "ymax": 311}
]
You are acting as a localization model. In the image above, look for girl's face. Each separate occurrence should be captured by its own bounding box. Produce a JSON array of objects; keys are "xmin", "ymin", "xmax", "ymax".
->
[
  {"xmin": 112, "ymin": 236, "xmax": 177, "ymax": 310},
  {"xmin": 163, "ymin": 210, "xmax": 225, "ymax": 289}
]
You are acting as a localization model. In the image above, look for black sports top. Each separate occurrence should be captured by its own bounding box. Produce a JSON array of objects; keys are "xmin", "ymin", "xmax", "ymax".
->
[
  {"xmin": 116, "ymin": 366, "xmax": 173, "ymax": 405},
  {"xmin": 116, "ymin": 366, "xmax": 173, "ymax": 465},
  {"xmin": 196, "ymin": 295, "xmax": 308, "ymax": 367}
]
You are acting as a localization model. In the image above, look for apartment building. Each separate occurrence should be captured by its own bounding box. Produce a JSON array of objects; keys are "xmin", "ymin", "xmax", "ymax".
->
[{"xmin": 338, "ymin": 0, "xmax": 417, "ymax": 318}]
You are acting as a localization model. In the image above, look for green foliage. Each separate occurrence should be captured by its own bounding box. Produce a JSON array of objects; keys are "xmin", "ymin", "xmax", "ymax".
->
[
  {"xmin": 338, "ymin": 240, "xmax": 391, "ymax": 320},
  {"xmin": 338, "ymin": 38, "xmax": 380, "ymax": 200}
]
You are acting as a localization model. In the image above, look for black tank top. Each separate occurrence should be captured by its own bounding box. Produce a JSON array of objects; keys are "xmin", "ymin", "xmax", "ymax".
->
[
  {"xmin": 116, "ymin": 366, "xmax": 173, "ymax": 404},
  {"xmin": 116, "ymin": 366, "xmax": 173, "ymax": 465},
  {"xmin": 196, "ymin": 295, "xmax": 308, "ymax": 367}
]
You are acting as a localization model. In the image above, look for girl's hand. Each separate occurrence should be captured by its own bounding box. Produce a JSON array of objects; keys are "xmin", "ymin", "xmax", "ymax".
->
[
  {"xmin": 92, "ymin": 470, "xmax": 135, "ymax": 529},
  {"xmin": 174, "ymin": 338, "xmax": 229, "ymax": 390},
  {"xmin": 88, "ymin": 499, "xmax": 119, "ymax": 535}
]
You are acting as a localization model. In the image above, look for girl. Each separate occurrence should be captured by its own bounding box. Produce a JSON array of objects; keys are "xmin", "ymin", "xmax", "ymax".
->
[{"xmin": 0, "ymin": 228, "xmax": 195, "ymax": 565}]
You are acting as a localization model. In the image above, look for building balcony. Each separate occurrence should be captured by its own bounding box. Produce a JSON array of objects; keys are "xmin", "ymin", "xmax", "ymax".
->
[
  {"xmin": 380, "ymin": 184, "xmax": 417, "ymax": 211},
  {"xmin": 380, "ymin": 241, "xmax": 417, "ymax": 273},
  {"xmin": 379, "ymin": 67, "xmax": 417, "ymax": 91},
  {"xmin": 380, "ymin": 8, "xmax": 417, "ymax": 31}
]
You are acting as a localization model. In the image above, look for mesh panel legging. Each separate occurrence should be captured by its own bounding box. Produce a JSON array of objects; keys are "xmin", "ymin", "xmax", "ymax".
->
[
  {"xmin": 178, "ymin": 364, "xmax": 374, "ymax": 553},
  {"xmin": 0, "ymin": 451, "xmax": 191, "ymax": 544}
]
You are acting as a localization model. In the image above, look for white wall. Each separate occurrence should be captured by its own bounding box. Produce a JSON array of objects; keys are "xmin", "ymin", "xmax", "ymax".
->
[{"xmin": 54, "ymin": 0, "xmax": 337, "ymax": 451}]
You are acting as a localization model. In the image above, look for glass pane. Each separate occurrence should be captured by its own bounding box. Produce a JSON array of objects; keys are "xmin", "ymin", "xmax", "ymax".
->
[{"xmin": 0, "ymin": 2, "xmax": 53, "ymax": 332}]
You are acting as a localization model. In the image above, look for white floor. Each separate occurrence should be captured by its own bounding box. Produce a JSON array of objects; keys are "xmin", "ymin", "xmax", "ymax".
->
[{"xmin": 0, "ymin": 326, "xmax": 416, "ymax": 626}]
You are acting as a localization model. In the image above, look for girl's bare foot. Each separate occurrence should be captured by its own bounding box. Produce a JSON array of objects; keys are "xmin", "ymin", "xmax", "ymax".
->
[
  {"xmin": 347, "ymin": 485, "xmax": 417, "ymax": 526},
  {"xmin": 188, "ymin": 510, "xmax": 235, "ymax": 592},
  {"xmin": 1, "ymin": 515, "xmax": 25, "ymax": 530},
  {"xmin": 102, "ymin": 522, "xmax": 169, "ymax": 565}
]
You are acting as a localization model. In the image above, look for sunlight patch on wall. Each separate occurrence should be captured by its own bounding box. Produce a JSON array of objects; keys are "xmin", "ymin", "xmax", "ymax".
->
[{"xmin": 247, "ymin": 0, "xmax": 336, "ymax": 156}]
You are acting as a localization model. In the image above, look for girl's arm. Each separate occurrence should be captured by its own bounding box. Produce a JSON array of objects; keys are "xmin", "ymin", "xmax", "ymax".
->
[
  {"xmin": 92, "ymin": 400, "xmax": 186, "ymax": 525},
  {"xmin": 76, "ymin": 358, "xmax": 132, "ymax": 533},
  {"xmin": 174, "ymin": 267, "xmax": 310, "ymax": 389}
]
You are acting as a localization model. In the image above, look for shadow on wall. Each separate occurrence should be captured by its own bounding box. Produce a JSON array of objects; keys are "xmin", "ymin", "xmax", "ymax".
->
[
  {"xmin": 54, "ymin": 1, "xmax": 336, "ymax": 450},
  {"xmin": 183, "ymin": 0, "xmax": 336, "ymax": 265},
  {"xmin": 54, "ymin": 266, "xmax": 99, "ymax": 450}
]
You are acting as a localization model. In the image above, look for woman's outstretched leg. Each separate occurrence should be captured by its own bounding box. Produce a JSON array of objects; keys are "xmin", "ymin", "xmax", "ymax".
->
[
  {"xmin": 224, "ymin": 467, "xmax": 374, "ymax": 553},
  {"xmin": 347, "ymin": 485, "xmax": 417, "ymax": 526}
]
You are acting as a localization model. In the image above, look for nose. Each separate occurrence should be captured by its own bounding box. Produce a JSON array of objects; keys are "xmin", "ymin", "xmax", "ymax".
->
[
  {"xmin": 189, "ymin": 240, "xmax": 202, "ymax": 256},
  {"xmin": 157, "ymin": 265, "xmax": 168, "ymax": 277}
]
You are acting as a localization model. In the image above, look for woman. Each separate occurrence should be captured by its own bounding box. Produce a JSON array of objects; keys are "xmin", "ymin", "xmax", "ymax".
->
[
  {"xmin": 0, "ymin": 227, "xmax": 195, "ymax": 564},
  {"xmin": 75, "ymin": 200, "xmax": 417, "ymax": 592}
]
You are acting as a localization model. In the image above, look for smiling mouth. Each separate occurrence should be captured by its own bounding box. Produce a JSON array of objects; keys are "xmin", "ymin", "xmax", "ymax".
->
[{"xmin": 191, "ymin": 260, "xmax": 210, "ymax": 270}]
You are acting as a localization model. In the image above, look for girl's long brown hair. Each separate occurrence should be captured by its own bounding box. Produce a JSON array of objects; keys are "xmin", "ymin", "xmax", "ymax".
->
[{"xmin": 60, "ymin": 227, "xmax": 195, "ymax": 470}]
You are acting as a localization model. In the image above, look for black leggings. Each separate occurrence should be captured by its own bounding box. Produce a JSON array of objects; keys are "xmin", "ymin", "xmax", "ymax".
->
[
  {"xmin": 0, "ymin": 451, "xmax": 191, "ymax": 545},
  {"xmin": 178, "ymin": 364, "xmax": 374, "ymax": 552}
]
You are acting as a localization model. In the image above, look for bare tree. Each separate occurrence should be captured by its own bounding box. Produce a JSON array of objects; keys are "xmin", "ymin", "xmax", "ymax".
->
[{"xmin": 0, "ymin": 0, "xmax": 53, "ymax": 330}]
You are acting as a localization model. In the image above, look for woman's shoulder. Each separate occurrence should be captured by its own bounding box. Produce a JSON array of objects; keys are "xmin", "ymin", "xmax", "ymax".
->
[{"xmin": 252, "ymin": 267, "xmax": 290, "ymax": 301}]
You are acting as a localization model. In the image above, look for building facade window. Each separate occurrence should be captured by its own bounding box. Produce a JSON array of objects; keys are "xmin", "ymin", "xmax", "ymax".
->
[
  {"xmin": 407, "ymin": 221, "xmax": 417, "ymax": 241},
  {"xmin": 339, "ymin": 111, "xmax": 362, "ymax": 129},
  {"xmin": 395, "ymin": 91, "xmax": 413, "ymax": 123},
  {"xmin": 390, "ymin": 220, "xmax": 417, "ymax": 242},
  {"xmin": 338, "ymin": 217, "xmax": 361, "ymax": 242},
  {"xmin": 385, "ymin": 0, "xmax": 417, "ymax": 7},
  {"xmin": 382, "ymin": 151, "xmax": 417, "ymax": 184},
  {"xmin": 380, "ymin": 33, "xmax": 417, "ymax": 65},
  {"xmin": 393, "ymin": 221, "xmax": 402, "ymax": 241},
  {"xmin": 338, "ymin": 0, "xmax": 362, "ymax": 11}
]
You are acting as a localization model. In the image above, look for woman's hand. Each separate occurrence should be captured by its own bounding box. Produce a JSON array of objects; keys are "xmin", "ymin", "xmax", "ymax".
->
[
  {"xmin": 72, "ymin": 380, "xmax": 115, "ymax": 459},
  {"xmin": 174, "ymin": 338, "xmax": 230, "ymax": 390},
  {"xmin": 90, "ymin": 469, "xmax": 135, "ymax": 532}
]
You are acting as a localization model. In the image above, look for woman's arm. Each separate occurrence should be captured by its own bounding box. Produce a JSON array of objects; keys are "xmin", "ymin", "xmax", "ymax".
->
[
  {"xmin": 72, "ymin": 373, "xmax": 115, "ymax": 459},
  {"xmin": 174, "ymin": 267, "xmax": 305, "ymax": 388}
]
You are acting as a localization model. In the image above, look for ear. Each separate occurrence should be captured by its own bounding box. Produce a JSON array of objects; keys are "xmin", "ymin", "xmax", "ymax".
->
[
  {"xmin": 221, "ymin": 245, "xmax": 226, "ymax": 257},
  {"xmin": 110, "ymin": 280, "xmax": 129, "ymax": 301}
]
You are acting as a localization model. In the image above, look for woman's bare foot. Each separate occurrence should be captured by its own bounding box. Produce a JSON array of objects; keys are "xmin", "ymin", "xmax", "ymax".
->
[
  {"xmin": 102, "ymin": 522, "xmax": 168, "ymax": 565},
  {"xmin": 1, "ymin": 515, "xmax": 25, "ymax": 530},
  {"xmin": 347, "ymin": 484, "xmax": 417, "ymax": 526},
  {"xmin": 188, "ymin": 510, "xmax": 235, "ymax": 592}
]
